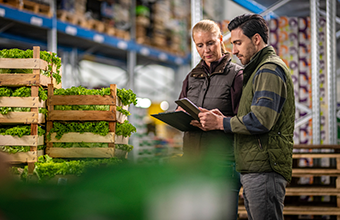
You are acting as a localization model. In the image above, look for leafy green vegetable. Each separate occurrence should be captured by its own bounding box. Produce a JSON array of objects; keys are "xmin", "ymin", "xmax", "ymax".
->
[
  {"xmin": 0, "ymin": 86, "xmax": 47, "ymax": 99},
  {"xmin": 0, "ymin": 125, "xmax": 45, "ymax": 137},
  {"xmin": 0, "ymin": 86, "xmax": 48, "ymax": 115},
  {"xmin": 50, "ymin": 143, "xmax": 133, "ymax": 152},
  {"xmin": 117, "ymin": 88, "xmax": 137, "ymax": 106},
  {"xmin": 0, "ymin": 48, "xmax": 62, "ymax": 84},
  {"xmin": 53, "ymin": 142, "xmax": 109, "ymax": 148},
  {"xmin": 47, "ymin": 121, "xmax": 110, "ymax": 140},
  {"xmin": 0, "ymin": 87, "xmax": 11, "ymax": 97},
  {"xmin": 9, "ymin": 166, "xmax": 21, "ymax": 175},
  {"xmin": 39, "ymin": 108, "xmax": 48, "ymax": 116},
  {"xmin": 117, "ymin": 106, "xmax": 130, "ymax": 116},
  {"xmin": 24, "ymin": 155, "xmax": 123, "ymax": 181},
  {"xmin": 0, "ymin": 145, "xmax": 45, "ymax": 154},
  {"xmin": 116, "ymin": 144, "xmax": 133, "ymax": 152},
  {"xmin": 54, "ymin": 86, "xmax": 110, "ymax": 96},
  {"xmin": 53, "ymin": 86, "xmax": 137, "ymax": 106},
  {"xmin": 47, "ymin": 120, "xmax": 136, "ymax": 140},
  {"xmin": 116, "ymin": 120, "xmax": 136, "ymax": 137}
]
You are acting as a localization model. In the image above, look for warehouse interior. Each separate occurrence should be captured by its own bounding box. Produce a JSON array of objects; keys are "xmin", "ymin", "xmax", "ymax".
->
[{"xmin": 0, "ymin": 0, "xmax": 340, "ymax": 219}]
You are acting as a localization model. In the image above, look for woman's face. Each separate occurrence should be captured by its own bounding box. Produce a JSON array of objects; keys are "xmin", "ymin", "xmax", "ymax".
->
[{"xmin": 193, "ymin": 30, "xmax": 223, "ymax": 67}]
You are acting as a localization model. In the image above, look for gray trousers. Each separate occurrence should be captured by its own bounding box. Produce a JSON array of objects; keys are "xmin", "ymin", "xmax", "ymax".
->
[{"xmin": 240, "ymin": 172, "xmax": 287, "ymax": 220}]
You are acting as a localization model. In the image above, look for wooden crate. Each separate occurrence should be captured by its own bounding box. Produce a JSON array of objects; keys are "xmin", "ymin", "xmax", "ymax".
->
[
  {"xmin": 115, "ymin": 29, "xmax": 130, "ymax": 40},
  {"xmin": 0, "ymin": 134, "xmax": 44, "ymax": 164},
  {"xmin": 46, "ymin": 84, "xmax": 130, "ymax": 159},
  {"xmin": 0, "ymin": 97, "xmax": 46, "ymax": 124},
  {"xmin": 0, "ymin": 96, "xmax": 45, "ymax": 168},
  {"xmin": 0, "ymin": 46, "xmax": 61, "ymax": 88},
  {"xmin": 57, "ymin": 10, "xmax": 87, "ymax": 29},
  {"xmin": 1, "ymin": 150, "xmax": 44, "ymax": 164},
  {"xmin": 238, "ymin": 144, "xmax": 340, "ymax": 219},
  {"xmin": 0, "ymin": 134, "xmax": 44, "ymax": 146},
  {"xmin": 46, "ymin": 132, "xmax": 128, "ymax": 158},
  {"xmin": 86, "ymin": 19, "xmax": 105, "ymax": 33},
  {"xmin": 0, "ymin": 0, "xmax": 51, "ymax": 17},
  {"xmin": 0, "ymin": 46, "xmax": 53, "ymax": 172}
]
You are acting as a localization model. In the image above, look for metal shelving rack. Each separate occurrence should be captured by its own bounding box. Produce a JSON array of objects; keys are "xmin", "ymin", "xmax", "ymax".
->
[{"xmin": 0, "ymin": 1, "xmax": 191, "ymax": 90}]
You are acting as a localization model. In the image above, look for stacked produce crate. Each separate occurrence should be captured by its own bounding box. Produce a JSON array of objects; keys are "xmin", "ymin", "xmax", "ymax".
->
[
  {"xmin": 45, "ymin": 84, "xmax": 136, "ymax": 160},
  {"xmin": 15, "ymin": 84, "xmax": 133, "ymax": 183},
  {"xmin": 0, "ymin": 46, "xmax": 61, "ymax": 174}
]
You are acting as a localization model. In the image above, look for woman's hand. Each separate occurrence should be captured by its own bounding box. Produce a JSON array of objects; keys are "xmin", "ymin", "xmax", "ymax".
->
[
  {"xmin": 175, "ymin": 106, "xmax": 185, "ymax": 112},
  {"xmin": 190, "ymin": 120, "xmax": 204, "ymax": 130}
]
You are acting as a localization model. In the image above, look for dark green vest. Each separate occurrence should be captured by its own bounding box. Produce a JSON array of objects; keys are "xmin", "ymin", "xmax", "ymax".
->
[{"xmin": 235, "ymin": 46, "xmax": 295, "ymax": 182}]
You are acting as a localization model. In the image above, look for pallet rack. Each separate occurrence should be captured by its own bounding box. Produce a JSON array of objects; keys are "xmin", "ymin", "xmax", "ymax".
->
[{"xmin": 238, "ymin": 145, "xmax": 340, "ymax": 219}]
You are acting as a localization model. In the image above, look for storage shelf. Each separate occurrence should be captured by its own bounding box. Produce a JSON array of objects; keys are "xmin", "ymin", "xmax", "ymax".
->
[{"xmin": 0, "ymin": 4, "xmax": 190, "ymax": 67}]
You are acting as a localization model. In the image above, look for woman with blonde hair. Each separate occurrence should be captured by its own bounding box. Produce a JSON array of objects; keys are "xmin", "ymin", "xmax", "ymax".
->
[{"xmin": 176, "ymin": 19, "xmax": 243, "ymax": 219}]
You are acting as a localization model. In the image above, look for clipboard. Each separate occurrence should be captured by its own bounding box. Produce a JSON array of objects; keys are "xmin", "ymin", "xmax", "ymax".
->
[
  {"xmin": 151, "ymin": 111, "xmax": 200, "ymax": 132},
  {"xmin": 175, "ymin": 98, "xmax": 200, "ymax": 121}
]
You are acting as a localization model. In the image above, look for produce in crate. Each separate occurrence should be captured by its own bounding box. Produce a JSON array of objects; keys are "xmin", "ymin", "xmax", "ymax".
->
[
  {"xmin": 19, "ymin": 155, "xmax": 124, "ymax": 182},
  {"xmin": 0, "ymin": 86, "xmax": 48, "ymax": 115},
  {"xmin": 46, "ymin": 84, "xmax": 137, "ymax": 159},
  {"xmin": 0, "ymin": 125, "xmax": 45, "ymax": 154},
  {"xmin": 0, "ymin": 48, "xmax": 61, "ymax": 85},
  {"xmin": 0, "ymin": 46, "xmax": 61, "ymax": 173}
]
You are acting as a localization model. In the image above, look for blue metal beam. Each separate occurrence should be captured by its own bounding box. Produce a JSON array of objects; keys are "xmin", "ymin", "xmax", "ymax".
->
[
  {"xmin": 0, "ymin": 4, "xmax": 190, "ymax": 66},
  {"xmin": 231, "ymin": 0, "xmax": 277, "ymax": 18}
]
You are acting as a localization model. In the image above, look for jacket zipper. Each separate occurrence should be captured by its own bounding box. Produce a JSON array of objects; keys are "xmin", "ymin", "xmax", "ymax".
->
[{"xmin": 257, "ymin": 137, "xmax": 263, "ymax": 150}]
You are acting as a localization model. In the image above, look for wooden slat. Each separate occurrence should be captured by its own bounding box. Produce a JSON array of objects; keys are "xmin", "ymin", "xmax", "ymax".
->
[
  {"xmin": 239, "ymin": 187, "xmax": 340, "ymax": 196},
  {"xmin": 337, "ymin": 177, "xmax": 340, "ymax": 208},
  {"xmin": 294, "ymin": 144, "xmax": 340, "ymax": 149},
  {"xmin": 0, "ymin": 112, "xmax": 44, "ymax": 123},
  {"xmin": 0, "ymin": 74, "xmax": 51, "ymax": 86},
  {"xmin": 109, "ymin": 84, "xmax": 117, "ymax": 149},
  {"xmin": 48, "ymin": 132, "xmax": 115, "ymax": 143},
  {"xmin": 0, "ymin": 135, "xmax": 44, "ymax": 146},
  {"xmin": 238, "ymin": 206, "xmax": 340, "ymax": 215},
  {"xmin": 293, "ymin": 153, "xmax": 340, "ymax": 159},
  {"xmin": 0, "ymin": 97, "xmax": 45, "ymax": 108},
  {"xmin": 115, "ymin": 135, "xmax": 129, "ymax": 144},
  {"xmin": 48, "ymin": 133, "xmax": 128, "ymax": 144},
  {"xmin": 46, "ymin": 84, "xmax": 54, "ymax": 152},
  {"xmin": 0, "ymin": 58, "xmax": 48, "ymax": 69},
  {"xmin": 49, "ymin": 95, "xmax": 116, "ymax": 105},
  {"xmin": 286, "ymin": 187, "xmax": 340, "ymax": 196},
  {"xmin": 30, "ymin": 85, "xmax": 39, "ymax": 150},
  {"xmin": 292, "ymin": 169, "xmax": 340, "ymax": 176},
  {"xmin": 7, "ymin": 150, "xmax": 44, "ymax": 164},
  {"xmin": 47, "ymin": 110, "xmax": 115, "ymax": 121},
  {"xmin": 46, "ymin": 147, "xmax": 115, "ymax": 158}
]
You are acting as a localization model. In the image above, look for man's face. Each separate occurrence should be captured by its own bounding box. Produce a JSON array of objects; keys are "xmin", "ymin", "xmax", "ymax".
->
[{"xmin": 230, "ymin": 27, "xmax": 257, "ymax": 65}]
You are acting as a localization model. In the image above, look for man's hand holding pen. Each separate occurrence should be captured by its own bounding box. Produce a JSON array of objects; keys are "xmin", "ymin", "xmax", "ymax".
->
[{"xmin": 190, "ymin": 107, "xmax": 225, "ymax": 131}]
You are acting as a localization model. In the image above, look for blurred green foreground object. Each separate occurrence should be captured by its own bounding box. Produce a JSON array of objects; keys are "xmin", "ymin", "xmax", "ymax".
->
[{"xmin": 0, "ymin": 153, "xmax": 234, "ymax": 220}]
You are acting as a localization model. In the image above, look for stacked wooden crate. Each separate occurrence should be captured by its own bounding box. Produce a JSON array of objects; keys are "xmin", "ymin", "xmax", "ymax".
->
[
  {"xmin": 238, "ymin": 144, "xmax": 340, "ymax": 219},
  {"xmin": 0, "ymin": 0, "xmax": 52, "ymax": 17},
  {"xmin": 0, "ymin": 46, "xmax": 59, "ymax": 173},
  {"xmin": 45, "ymin": 84, "xmax": 130, "ymax": 159}
]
